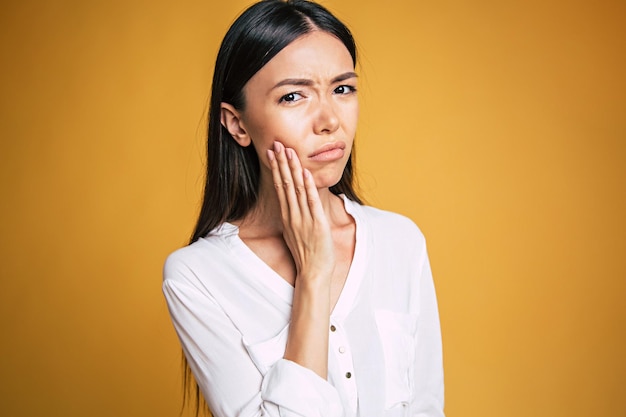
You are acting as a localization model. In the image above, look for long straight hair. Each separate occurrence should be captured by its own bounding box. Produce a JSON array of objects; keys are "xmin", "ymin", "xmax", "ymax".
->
[
  {"xmin": 190, "ymin": 0, "xmax": 362, "ymax": 244},
  {"xmin": 184, "ymin": 0, "xmax": 362, "ymax": 414}
]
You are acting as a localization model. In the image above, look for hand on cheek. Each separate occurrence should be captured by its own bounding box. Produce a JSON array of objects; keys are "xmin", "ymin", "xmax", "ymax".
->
[{"xmin": 266, "ymin": 141, "xmax": 335, "ymax": 281}]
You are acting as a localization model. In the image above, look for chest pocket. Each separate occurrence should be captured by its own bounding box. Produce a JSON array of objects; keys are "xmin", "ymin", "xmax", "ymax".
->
[{"xmin": 375, "ymin": 309, "xmax": 418, "ymax": 416}]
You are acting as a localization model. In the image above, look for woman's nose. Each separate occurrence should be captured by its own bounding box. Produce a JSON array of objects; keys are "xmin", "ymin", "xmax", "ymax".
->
[{"xmin": 313, "ymin": 98, "xmax": 340, "ymax": 135}]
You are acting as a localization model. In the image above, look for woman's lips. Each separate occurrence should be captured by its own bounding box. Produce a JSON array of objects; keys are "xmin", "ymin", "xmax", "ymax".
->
[{"xmin": 308, "ymin": 141, "xmax": 346, "ymax": 162}]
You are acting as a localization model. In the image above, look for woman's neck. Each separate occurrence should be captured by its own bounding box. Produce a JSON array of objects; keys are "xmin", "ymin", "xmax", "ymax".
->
[{"xmin": 236, "ymin": 175, "xmax": 347, "ymax": 237}]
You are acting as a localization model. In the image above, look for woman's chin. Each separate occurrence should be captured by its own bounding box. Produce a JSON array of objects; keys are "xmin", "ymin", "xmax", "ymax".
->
[{"xmin": 312, "ymin": 172, "xmax": 344, "ymax": 190}]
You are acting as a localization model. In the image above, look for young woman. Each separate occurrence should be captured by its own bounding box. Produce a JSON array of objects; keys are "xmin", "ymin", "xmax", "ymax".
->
[{"xmin": 163, "ymin": 1, "xmax": 445, "ymax": 416}]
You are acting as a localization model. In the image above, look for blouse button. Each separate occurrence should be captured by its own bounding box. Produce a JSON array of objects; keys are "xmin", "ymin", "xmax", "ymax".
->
[
  {"xmin": 345, "ymin": 372, "xmax": 352, "ymax": 379},
  {"xmin": 339, "ymin": 346, "xmax": 346, "ymax": 354},
  {"xmin": 330, "ymin": 325, "xmax": 336, "ymax": 332}
]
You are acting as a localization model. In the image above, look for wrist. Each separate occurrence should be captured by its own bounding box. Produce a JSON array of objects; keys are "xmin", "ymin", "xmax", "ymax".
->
[{"xmin": 296, "ymin": 271, "xmax": 332, "ymax": 292}]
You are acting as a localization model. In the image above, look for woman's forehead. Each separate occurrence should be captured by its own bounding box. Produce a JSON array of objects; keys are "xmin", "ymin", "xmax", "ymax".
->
[{"xmin": 251, "ymin": 31, "xmax": 354, "ymax": 87}]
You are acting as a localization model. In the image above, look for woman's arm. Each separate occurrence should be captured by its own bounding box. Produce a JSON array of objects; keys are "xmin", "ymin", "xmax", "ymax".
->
[
  {"xmin": 162, "ymin": 141, "xmax": 342, "ymax": 417},
  {"xmin": 266, "ymin": 141, "xmax": 335, "ymax": 379}
]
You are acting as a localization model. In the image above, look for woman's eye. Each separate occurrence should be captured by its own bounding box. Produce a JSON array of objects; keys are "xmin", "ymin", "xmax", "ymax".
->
[
  {"xmin": 334, "ymin": 85, "xmax": 356, "ymax": 95},
  {"xmin": 279, "ymin": 92, "xmax": 303, "ymax": 103}
]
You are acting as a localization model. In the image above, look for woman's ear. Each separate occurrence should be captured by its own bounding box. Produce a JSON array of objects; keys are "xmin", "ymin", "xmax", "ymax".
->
[{"xmin": 220, "ymin": 103, "xmax": 251, "ymax": 147}]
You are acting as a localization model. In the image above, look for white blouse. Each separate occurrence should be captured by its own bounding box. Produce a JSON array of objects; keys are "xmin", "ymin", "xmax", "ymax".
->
[{"xmin": 163, "ymin": 196, "xmax": 445, "ymax": 417}]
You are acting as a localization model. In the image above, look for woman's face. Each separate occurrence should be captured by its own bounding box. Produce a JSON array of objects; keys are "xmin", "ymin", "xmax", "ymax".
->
[{"xmin": 237, "ymin": 31, "xmax": 358, "ymax": 189}]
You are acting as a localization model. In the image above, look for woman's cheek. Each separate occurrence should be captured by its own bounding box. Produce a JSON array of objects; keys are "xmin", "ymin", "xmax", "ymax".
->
[
  {"xmin": 278, "ymin": 113, "xmax": 309, "ymax": 142},
  {"xmin": 272, "ymin": 125, "xmax": 309, "ymax": 153}
]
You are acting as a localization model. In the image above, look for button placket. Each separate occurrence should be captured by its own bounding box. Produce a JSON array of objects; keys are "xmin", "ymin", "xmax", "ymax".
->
[{"xmin": 328, "ymin": 321, "xmax": 357, "ymax": 409}]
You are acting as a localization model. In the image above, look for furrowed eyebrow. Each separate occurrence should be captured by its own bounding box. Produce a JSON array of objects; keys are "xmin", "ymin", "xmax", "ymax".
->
[
  {"xmin": 331, "ymin": 71, "xmax": 358, "ymax": 84},
  {"xmin": 272, "ymin": 78, "xmax": 314, "ymax": 89},
  {"xmin": 271, "ymin": 72, "xmax": 358, "ymax": 90}
]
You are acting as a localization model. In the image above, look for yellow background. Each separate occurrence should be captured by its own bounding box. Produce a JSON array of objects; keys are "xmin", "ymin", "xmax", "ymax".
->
[{"xmin": 1, "ymin": 0, "xmax": 624, "ymax": 416}]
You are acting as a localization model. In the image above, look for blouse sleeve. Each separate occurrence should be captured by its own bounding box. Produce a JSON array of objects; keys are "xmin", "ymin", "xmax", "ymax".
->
[
  {"xmin": 162, "ymin": 258, "xmax": 345, "ymax": 417},
  {"xmin": 411, "ymin": 243, "xmax": 445, "ymax": 417}
]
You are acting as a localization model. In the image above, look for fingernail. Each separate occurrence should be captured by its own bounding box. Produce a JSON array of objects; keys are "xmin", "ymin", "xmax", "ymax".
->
[
  {"xmin": 273, "ymin": 141, "xmax": 281, "ymax": 153},
  {"xmin": 303, "ymin": 169, "xmax": 311, "ymax": 179},
  {"xmin": 266, "ymin": 149, "xmax": 274, "ymax": 162},
  {"xmin": 286, "ymin": 148, "xmax": 293, "ymax": 160}
]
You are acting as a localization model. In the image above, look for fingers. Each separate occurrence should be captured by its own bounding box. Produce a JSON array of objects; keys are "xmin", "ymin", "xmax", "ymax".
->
[
  {"xmin": 302, "ymin": 168, "xmax": 325, "ymax": 221},
  {"xmin": 281, "ymin": 146, "xmax": 305, "ymax": 222},
  {"xmin": 267, "ymin": 141, "xmax": 319, "ymax": 224},
  {"xmin": 267, "ymin": 142, "xmax": 290, "ymax": 223},
  {"xmin": 287, "ymin": 149, "xmax": 314, "ymax": 218}
]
